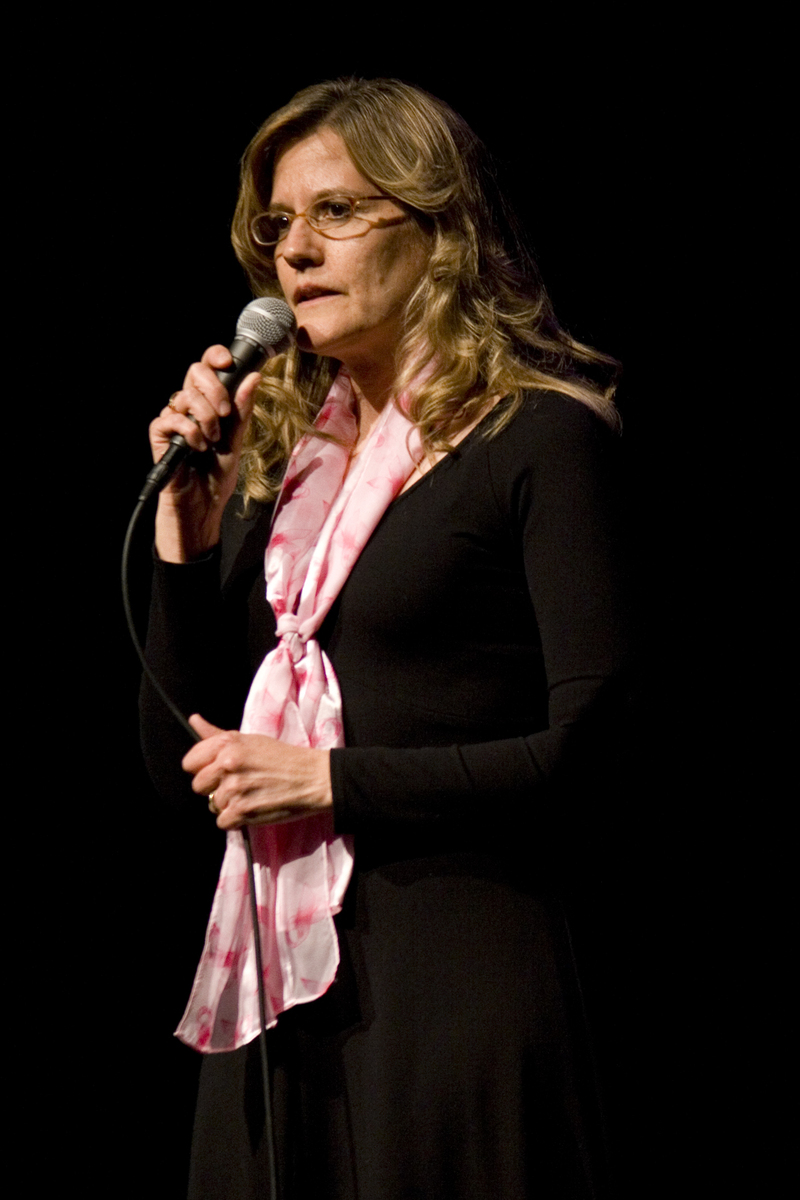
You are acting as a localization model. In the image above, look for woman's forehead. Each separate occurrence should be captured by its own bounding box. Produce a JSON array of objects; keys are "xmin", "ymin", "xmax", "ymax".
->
[{"xmin": 270, "ymin": 129, "xmax": 373, "ymax": 208}]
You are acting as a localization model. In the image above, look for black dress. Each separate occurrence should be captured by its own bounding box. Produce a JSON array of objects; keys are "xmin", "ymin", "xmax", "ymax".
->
[{"xmin": 141, "ymin": 391, "xmax": 630, "ymax": 1200}]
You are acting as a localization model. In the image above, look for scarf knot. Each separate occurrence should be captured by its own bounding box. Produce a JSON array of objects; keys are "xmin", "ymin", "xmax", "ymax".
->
[{"xmin": 275, "ymin": 613, "xmax": 306, "ymax": 663}]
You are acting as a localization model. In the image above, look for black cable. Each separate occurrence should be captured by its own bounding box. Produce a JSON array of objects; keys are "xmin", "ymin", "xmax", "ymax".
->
[
  {"xmin": 242, "ymin": 826, "xmax": 278, "ymax": 1200},
  {"xmin": 122, "ymin": 492, "xmax": 278, "ymax": 1199},
  {"xmin": 122, "ymin": 497, "xmax": 197, "ymax": 742}
]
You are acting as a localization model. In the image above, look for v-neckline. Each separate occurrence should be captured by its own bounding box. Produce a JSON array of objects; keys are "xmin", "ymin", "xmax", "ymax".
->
[{"xmin": 391, "ymin": 402, "xmax": 501, "ymax": 506}]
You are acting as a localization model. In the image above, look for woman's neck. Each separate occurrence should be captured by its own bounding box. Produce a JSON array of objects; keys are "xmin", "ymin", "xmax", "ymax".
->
[{"xmin": 348, "ymin": 365, "xmax": 395, "ymax": 447}]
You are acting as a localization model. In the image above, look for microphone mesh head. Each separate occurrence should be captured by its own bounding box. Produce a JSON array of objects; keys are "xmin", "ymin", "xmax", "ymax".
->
[{"xmin": 236, "ymin": 297, "xmax": 294, "ymax": 351}]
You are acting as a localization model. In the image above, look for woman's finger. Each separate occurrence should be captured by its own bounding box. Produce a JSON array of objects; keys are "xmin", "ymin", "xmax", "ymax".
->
[
  {"xmin": 199, "ymin": 344, "xmax": 236, "ymax": 372},
  {"xmin": 215, "ymin": 799, "xmax": 298, "ymax": 831},
  {"xmin": 230, "ymin": 370, "xmax": 262, "ymax": 421},
  {"xmin": 182, "ymin": 717, "xmax": 232, "ymax": 777},
  {"xmin": 150, "ymin": 407, "xmax": 210, "ymax": 455},
  {"xmin": 168, "ymin": 366, "xmax": 260, "ymax": 459},
  {"xmin": 189, "ymin": 713, "xmax": 226, "ymax": 739},
  {"xmin": 189, "ymin": 759, "xmax": 229, "ymax": 798},
  {"xmin": 167, "ymin": 382, "xmax": 227, "ymax": 443}
]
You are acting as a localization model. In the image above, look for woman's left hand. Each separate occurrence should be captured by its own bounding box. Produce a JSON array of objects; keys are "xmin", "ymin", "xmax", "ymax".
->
[{"xmin": 183, "ymin": 715, "xmax": 333, "ymax": 830}]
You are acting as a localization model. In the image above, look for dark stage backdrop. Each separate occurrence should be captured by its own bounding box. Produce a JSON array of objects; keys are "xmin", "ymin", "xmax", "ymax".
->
[{"xmin": 29, "ymin": 29, "xmax": 766, "ymax": 1200}]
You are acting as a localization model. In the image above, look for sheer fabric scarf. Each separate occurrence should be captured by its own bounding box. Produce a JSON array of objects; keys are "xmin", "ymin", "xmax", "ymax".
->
[{"xmin": 176, "ymin": 369, "xmax": 424, "ymax": 1052}]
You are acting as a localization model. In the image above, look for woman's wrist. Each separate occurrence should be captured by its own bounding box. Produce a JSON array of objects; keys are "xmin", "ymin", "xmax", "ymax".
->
[
  {"xmin": 309, "ymin": 749, "xmax": 334, "ymax": 810},
  {"xmin": 154, "ymin": 494, "xmax": 226, "ymax": 563}
]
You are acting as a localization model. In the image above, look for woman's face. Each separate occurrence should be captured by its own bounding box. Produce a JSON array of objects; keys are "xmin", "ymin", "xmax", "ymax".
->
[{"xmin": 269, "ymin": 129, "xmax": 430, "ymax": 370}]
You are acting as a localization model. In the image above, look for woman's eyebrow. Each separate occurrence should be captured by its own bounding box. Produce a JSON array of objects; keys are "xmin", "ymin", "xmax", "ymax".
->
[{"xmin": 267, "ymin": 188, "xmax": 381, "ymax": 212}]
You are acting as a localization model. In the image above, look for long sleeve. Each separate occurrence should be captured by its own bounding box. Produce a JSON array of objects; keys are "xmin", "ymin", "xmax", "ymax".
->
[
  {"xmin": 327, "ymin": 392, "xmax": 631, "ymax": 837},
  {"xmin": 139, "ymin": 500, "xmax": 276, "ymax": 808}
]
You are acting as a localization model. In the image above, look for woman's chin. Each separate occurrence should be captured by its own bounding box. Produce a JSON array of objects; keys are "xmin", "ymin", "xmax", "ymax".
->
[
  {"xmin": 294, "ymin": 323, "xmax": 340, "ymax": 356},
  {"xmin": 295, "ymin": 332, "xmax": 355, "ymax": 369}
]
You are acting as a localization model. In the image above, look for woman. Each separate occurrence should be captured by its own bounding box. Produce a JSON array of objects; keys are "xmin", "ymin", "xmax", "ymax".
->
[{"xmin": 142, "ymin": 77, "xmax": 629, "ymax": 1200}]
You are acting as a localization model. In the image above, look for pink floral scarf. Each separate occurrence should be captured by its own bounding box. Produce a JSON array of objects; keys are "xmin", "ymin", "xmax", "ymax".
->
[{"xmin": 176, "ymin": 369, "xmax": 424, "ymax": 1052}]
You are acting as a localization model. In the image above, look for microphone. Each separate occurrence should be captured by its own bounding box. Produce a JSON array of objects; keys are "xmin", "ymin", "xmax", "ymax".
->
[{"xmin": 140, "ymin": 297, "xmax": 294, "ymax": 502}]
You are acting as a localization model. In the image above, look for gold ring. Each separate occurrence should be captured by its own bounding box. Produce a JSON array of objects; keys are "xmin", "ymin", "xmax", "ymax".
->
[
  {"xmin": 168, "ymin": 392, "xmax": 180, "ymax": 412},
  {"xmin": 208, "ymin": 792, "xmax": 219, "ymax": 815}
]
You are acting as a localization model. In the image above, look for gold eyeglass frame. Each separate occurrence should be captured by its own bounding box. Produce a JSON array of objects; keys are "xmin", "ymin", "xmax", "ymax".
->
[{"xmin": 250, "ymin": 196, "xmax": 408, "ymax": 247}]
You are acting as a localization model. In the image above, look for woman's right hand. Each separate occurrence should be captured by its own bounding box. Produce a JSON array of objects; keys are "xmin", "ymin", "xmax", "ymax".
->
[{"xmin": 150, "ymin": 345, "xmax": 262, "ymax": 562}]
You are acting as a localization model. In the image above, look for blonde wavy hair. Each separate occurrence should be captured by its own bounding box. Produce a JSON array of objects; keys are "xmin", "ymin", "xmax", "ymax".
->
[{"xmin": 231, "ymin": 78, "xmax": 621, "ymax": 503}]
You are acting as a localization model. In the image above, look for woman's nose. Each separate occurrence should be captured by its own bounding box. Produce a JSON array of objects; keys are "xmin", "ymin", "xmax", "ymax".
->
[{"xmin": 278, "ymin": 215, "xmax": 324, "ymax": 267}]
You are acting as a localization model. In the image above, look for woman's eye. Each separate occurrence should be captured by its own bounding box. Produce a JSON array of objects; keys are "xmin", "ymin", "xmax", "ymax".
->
[
  {"xmin": 273, "ymin": 214, "xmax": 292, "ymax": 234},
  {"xmin": 317, "ymin": 200, "xmax": 353, "ymax": 223}
]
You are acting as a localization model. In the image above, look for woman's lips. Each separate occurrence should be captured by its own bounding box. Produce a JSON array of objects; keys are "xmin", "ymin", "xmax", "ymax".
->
[{"xmin": 294, "ymin": 288, "xmax": 339, "ymax": 305}]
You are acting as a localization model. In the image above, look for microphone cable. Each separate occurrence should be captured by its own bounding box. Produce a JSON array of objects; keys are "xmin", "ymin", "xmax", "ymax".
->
[
  {"xmin": 121, "ymin": 489, "xmax": 278, "ymax": 1200},
  {"xmin": 122, "ymin": 495, "xmax": 278, "ymax": 1200}
]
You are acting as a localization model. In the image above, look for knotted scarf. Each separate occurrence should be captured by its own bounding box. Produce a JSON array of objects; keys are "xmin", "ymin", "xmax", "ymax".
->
[{"xmin": 176, "ymin": 368, "xmax": 424, "ymax": 1052}]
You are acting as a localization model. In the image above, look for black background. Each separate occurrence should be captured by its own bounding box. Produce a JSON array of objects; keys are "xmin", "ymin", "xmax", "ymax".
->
[{"xmin": 21, "ymin": 19, "xmax": 774, "ymax": 1198}]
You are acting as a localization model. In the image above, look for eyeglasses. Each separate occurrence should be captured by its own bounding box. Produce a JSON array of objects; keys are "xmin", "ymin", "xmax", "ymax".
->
[{"xmin": 250, "ymin": 195, "xmax": 408, "ymax": 247}]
